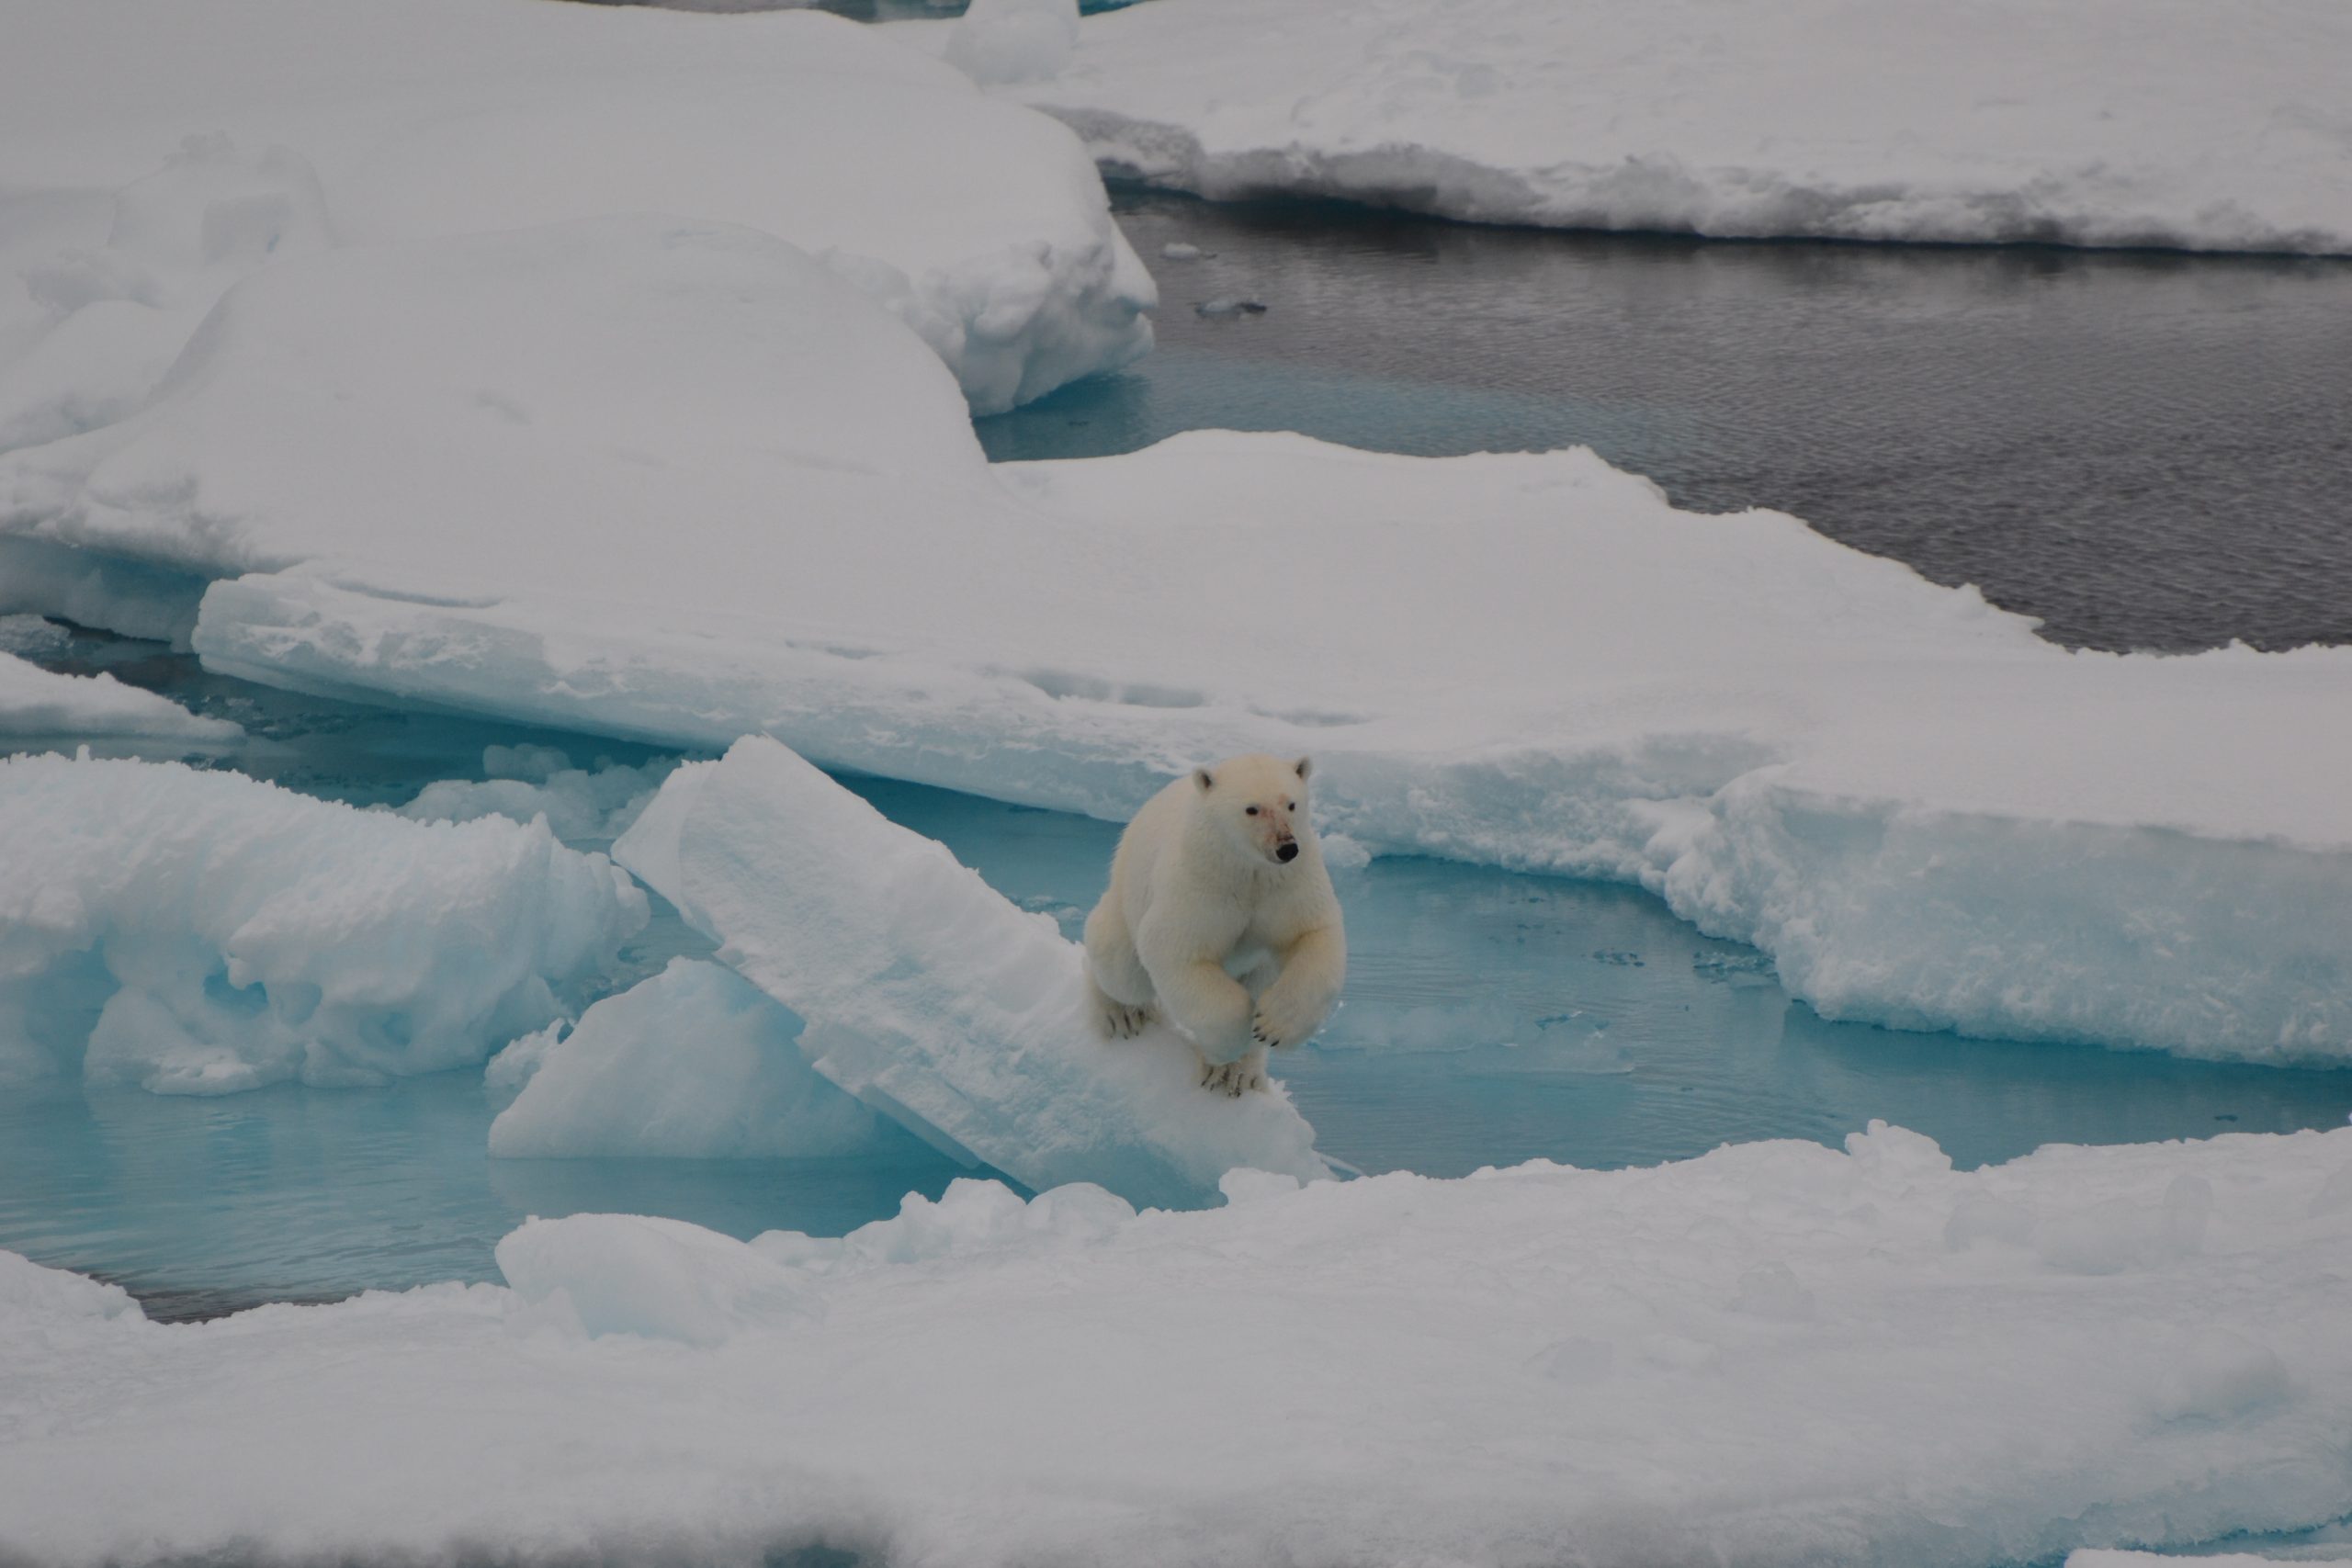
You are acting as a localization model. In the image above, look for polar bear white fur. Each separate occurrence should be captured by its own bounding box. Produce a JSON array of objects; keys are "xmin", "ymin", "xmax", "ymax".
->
[{"xmin": 1083, "ymin": 753, "xmax": 1346, "ymax": 1095}]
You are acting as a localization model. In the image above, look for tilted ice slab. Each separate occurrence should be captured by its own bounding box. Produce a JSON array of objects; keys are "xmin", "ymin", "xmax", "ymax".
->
[
  {"xmin": 488, "ymin": 958, "xmax": 899, "ymax": 1161},
  {"xmin": 987, "ymin": 0, "xmax": 2352, "ymax": 254},
  {"xmin": 614, "ymin": 737, "xmax": 1329, "ymax": 1205},
  {"xmin": 5, "ymin": 204, "xmax": 2347, "ymax": 1065},
  {"xmin": 6, "ymin": 1122, "xmax": 2352, "ymax": 1564},
  {"xmin": 0, "ymin": 753, "xmax": 646, "ymax": 1093},
  {"xmin": 0, "ymin": 0, "xmax": 1150, "ymax": 417},
  {"xmin": 0, "ymin": 649, "xmax": 238, "ymax": 744}
]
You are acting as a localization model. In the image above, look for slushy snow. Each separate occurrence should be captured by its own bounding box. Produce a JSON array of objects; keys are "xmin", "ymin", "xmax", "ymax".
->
[
  {"xmin": 613, "ymin": 737, "xmax": 1330, "ymax": 1206},
  {"xmin": 985, "ymin": 0, "xmax": 2352, "ymax": 254},
  {"xmin": 0, "ymin": 0, "xmax": 1151, "ymax": 419},
  {"xmin": 488, "ymin": 958, "xmax": 898, "ymax": 1160},
  {"xmin": 0, "ymin": 649, "xmax": 239, "ymax": 743},
  {"xmin": 6, "ymin": 1122, "xmax": 2350, "ymax": 1565},
  {"xmin": 0, "ymin": 752, "xmax": 646, "ymax": 1092}
]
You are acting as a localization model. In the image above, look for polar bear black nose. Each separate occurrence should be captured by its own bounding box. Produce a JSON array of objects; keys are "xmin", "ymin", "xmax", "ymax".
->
[{"xmin": 1275, "ymin": 841, "xmax": 1299, "ymax": 863}]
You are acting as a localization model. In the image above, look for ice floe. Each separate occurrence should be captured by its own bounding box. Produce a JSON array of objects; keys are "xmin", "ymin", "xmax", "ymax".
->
[
  {"xmin": 5, "ymin": 1122, "xmax": 2350, "ymax": 1564},
  {"xmin": 613, "ymin": 737, "xmax": 1330, "ymax": 1205},
  {"xmin": 488, "ymin": 958, "xmax": 896, "ymax": 1161},
  {"xmin": 0, "ymin": 0, "xmax": 1150, "ymax": 417},
  {"xmin": 0, "ymin": 649, "xmax": 238, "ymax": 744},
  {"xmin": 987, "ymin": 0, "xmax": 2352, "ymax": 254},
  {"xmin": 0, "ymin": 752, "xmax": 646, "ymax": 1092}
]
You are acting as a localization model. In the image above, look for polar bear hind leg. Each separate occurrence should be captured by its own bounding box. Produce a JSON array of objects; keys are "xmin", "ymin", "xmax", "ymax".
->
[{"xmin": 1082, "ymin": 897, "xmax": 1156, "ymax": 1039}]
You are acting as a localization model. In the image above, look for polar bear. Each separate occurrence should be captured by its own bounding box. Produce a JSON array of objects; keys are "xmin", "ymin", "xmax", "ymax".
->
[{"xmin": 1083, "ymin": 753, "xmax": 1346, "ymax": 1095}]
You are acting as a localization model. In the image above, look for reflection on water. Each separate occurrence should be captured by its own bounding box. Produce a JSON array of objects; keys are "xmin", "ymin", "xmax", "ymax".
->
[{"xmin": 981, "ymin": 192, "xmax": 2352, "ymax": 654}]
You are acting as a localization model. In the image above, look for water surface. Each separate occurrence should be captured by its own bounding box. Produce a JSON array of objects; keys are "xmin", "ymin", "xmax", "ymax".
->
[{"xmin": 983, "ymin": 193, "xmax": 2352, "ymax": 653}]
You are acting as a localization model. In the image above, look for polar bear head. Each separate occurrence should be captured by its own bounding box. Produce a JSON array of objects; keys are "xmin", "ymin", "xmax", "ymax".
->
[{"xmin": 1191, "ymin": 753, "xmax": 1314, "ymax": 866}]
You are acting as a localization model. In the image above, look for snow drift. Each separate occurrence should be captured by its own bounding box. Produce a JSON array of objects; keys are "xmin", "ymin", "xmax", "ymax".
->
[
  {"xmin": 0, "ymin": 0, "xmax": 1151, "ymax": 420},
  {"xmin": 0, "ymin": 752, "xmax": 646, "ymax": 1092},
  {"xmin": 989, "ymin": 0, "xmax": 2352, "ymax": 254},
  {"xmin": 612, "ymin": 736, "xmax": 1329, "ymax": 1205},
  {"xmin": 5, "ymin": 1122, "xmax": 2350, "ymax": 1565}
]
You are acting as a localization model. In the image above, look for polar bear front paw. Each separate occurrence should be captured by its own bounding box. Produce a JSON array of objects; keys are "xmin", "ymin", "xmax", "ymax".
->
[
  {"xmin": 1198, "ymin": 1056, "xmax": 1268, "ymax": 1097},
  {"xmin": 1250, "ymin": 991, "xmax": 1329, "ymax": 1052}
]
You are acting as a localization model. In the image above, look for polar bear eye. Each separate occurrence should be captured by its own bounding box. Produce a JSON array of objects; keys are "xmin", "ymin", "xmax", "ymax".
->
[{"xmin": 1245, "ymin": 806, "xmax": 1260, "ymax": 816}]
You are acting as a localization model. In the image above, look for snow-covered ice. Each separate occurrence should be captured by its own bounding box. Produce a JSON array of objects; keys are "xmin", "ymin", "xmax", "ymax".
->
[
  {"xmin": 3, "ymin": 98, "xmax": 2346, "ymax": 1065},
  {"xmin": 5, "ymin": 1122, "xmax": 2350, "ymax": 1565},
  {"xmin": 615, "ymin": 737, "xmax": 1329, "ymax": 1205},
  {"xmin": 0, "ymin": 753, "xmax": 646, "ymax": 1092},
  {"xmin": 0, "ymin": 0, "xmax": 1151, "ymax": 418},
  {"xmin": 488, "ymin": 958, "xmax": 897, "ymax": 1161},
  {"xmin": 3, "ymin": 212, "xmax": 998, "ymax": 590},
  {"xmin": 170, "ymin": 423, "xmax": 2352, "ymax": 1066},
  {"xmin": 0, "ymin": 649, "xmax": 238, "ymax": 744},
  {"xmin": 0, "ymin": 135, "xmax": 334, "ymax": 457},
  {"xmin": 944, "ymin": 0, "xmax": 1082, "ymax": 86},
  {"xmin": 986, "ymin": 0, "xmax": 2352, "ymax": 254}
]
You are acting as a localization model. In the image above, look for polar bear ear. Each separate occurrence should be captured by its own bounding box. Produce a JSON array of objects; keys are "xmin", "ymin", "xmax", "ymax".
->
[
  {"xmin": 1193, "ymin": 766, "xmax": 1216, "ymax": 792},
  {"xmin": 1293, "ymin": 756, "xmax": 1313, "ymax": 782}
]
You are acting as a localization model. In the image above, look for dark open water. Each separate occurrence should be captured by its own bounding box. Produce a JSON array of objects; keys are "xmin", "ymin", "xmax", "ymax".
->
[{"xmin": 983, "ymin": 192, "xmax": 2352, "ymax": 654}]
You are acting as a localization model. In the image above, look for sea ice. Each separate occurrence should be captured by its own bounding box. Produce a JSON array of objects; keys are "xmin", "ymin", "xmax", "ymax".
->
[
  {"xmin": 5, "ymin": 1122, "xmax": 2349, "ymax": 1565},
  {"xmin": 0, "ymin": 135, "xmax": 333, "ymax": 457},
  {"xmin": 0, "ymin": 649, "xmax": 239, "ymax": 743},
  {"xmin": 397, "ymin": 749, "xmax": 677, "ymax": 847},
  {"xmin": 0, "ymin": 753, "xmax": 646, "ymax": 1092},
  {"xmin": 612, "ymin": 736, "xmax": 1331, "ymax": 1206},
  {"xmin": 0, "ymin": 0, "xmax": 1151, "ymax": 415},
  {"xmin": 488, "ymin": 959, "xmax": 897, "ymax": 1160},
  {"xmin": 984, "ymin": 0, "xmax": 2352, "ymax": 254},
  {"xmin": 5, "ymin": 204, "xmax": 2346, "ymax": 1065}
]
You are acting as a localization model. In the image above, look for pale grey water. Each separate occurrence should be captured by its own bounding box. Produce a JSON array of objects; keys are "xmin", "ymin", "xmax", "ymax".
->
[{"xmin": 982, "ymin": 192, "xmax": 2352, "ymax": 653}]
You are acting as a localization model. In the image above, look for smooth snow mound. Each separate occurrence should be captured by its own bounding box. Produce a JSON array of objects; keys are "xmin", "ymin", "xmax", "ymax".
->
[
  {"xmin": 488, "ymin": 959, "xmax": 898, "ymax": 1160},
  {"xmin": 0, "ymin": 649, "xmax": 238, "ymax": 743},
  {"xmin": 613, "ymin": 737, "xmax": 1330, "ymax": 1206},
  {"xmin": 6, "ymin": 1124, "xmax": 2351, "ymax": 1565},
  {"xmin": 993, "ymin": 0, "xmax": 2352, "ymax": 254},
  {"xmin": 1, "ymin": 215, "xmax": 995, "ymax": 583},
  {"xmin": 0, "ymin": 0, "xmax": 1150, "ymax": 417},
  {"xmin": 945, "ymin": 0, "xmax": 1081, "ymax": 85},
  {"xmin": 0, "ymin": 753, "xmax": 646, "ymax": 1092}
]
